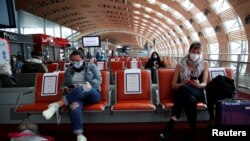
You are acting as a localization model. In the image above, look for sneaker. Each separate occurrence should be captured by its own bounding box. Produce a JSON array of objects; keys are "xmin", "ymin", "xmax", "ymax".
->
[
  {"xmin": 42, "ymin": 103, "xmax": 59, "ymax": 120},
  {"xmin": 77, "ymin": 134, "xmax": 87, "ymax": 141}
]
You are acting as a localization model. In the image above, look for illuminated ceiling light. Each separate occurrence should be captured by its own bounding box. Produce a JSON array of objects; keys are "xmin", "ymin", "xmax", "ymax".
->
[
  {"xmin": 160, "ymin": 4, "xmax": 169, "ymax": 11},
  {"xmin": 134, "ymin": 16, "xmax": 140, "ymax": 19},
  {"xmin": 142, "ymin": 19, "xmax": 148, "ymax": 23},
  {"xmin": 133, "ymin": 3, "xmax": 141, "ymax": 8},
  {"xmin": 151, "ymin": 23, "xmax": 157, "ymax": 27},
  {"xmin": 166, "ymin": 18, "xmax": 174, "ymax": 25},
  {"xmin": 145, "ymin": 7, "xmax": 152, "ymax": 12},
  {"xmin": 156, "ymin": 12, "xmax": 163, "ymax": 18},
  {"xmin": 172, "ymin": 11, "xmax": 181, "ymax": 19},
  {"xmin": 144, "ymin": 14, "xmax": 150, "ymax": 18},
  {"xmin": 116, "ymin": 45, "xmax": 122, "ymax": 48},
  {"xmin": 147, "ymin": 0, "xmax": 156, "ymax": 4},
  {"xmin": 133, "ymin": 11, "xmax": 140, "ymax": 14},
  {"xmin": 161, "ymin": 24, "xmax": 168, "ymax": 29},
  {"xmin": 153, "ymin": 19, "xmax": 159, "ymax": 23}
]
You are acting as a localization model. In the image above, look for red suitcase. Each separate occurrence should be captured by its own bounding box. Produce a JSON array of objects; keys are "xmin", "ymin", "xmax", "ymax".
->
[{"xmin": 215, "ymin": 99, "xmax": 250, "ymax": 125}]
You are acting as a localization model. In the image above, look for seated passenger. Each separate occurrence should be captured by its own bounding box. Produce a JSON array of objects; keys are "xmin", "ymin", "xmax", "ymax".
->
[
  {"xmin": 42, "ymin": 50, "xmax": 102, "ymax": 141},
  {"xmin": 21, "ymin": 51, "xmax": 48, "ymax": 73},
  {"xmin": 0, "ymin": 62, "xmax": 16, "ymax": 86},
  {"xmin": 145, "ymin": 51, "xmax": 165, "ymax": 83},
  {"xmin": 159, "ymin": 42, "xmax": 208, "ymax": 141},
  {"xmin": 10, "ymin": 55, "xmax": 23, "ymax": 73}
]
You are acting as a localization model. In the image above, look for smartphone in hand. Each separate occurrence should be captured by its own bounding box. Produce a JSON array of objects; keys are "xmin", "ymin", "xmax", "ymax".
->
[
  {"xmin": 68, "ymin": 85, "xmax": 76, "ymax": 89},
  {"xmin": 190, "ymin": 76, "xmax": 198, "ymax": 80}
]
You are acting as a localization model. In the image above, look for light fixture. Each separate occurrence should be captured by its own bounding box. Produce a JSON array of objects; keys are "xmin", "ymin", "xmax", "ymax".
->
[
  {"xmin": 204, "ymin": 9, "xmax": 210, "ymax": 16},
  {"xmin": 245, "ymin": 15, "xmax": 250, "ymax": 24},
  {"xmin": 147, "ymin": 0, "xmax": 156, "ymax": 4},
  {"xmin": 198, "ymin": 32, "xmax": 202, "ymax": 37},
  {"xmin": 189, "ymin": 18, "xmax": 194, "ymax": 24},
  {"xmin": 214, "ymin": 26, "xmax": 221, "ymax": 32}
]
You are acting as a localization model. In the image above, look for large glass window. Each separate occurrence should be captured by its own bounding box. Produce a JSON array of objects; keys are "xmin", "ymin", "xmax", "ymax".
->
[
  {"xmin": 229, "ymin": 40, "xmax": 248, "ymax": 74},
  {"xmin": 208, "ymin": 43, "xmax": 219, "ymax": 67},
  {"xmin": 19, "ymin": 10, "xmax": 44, "ymax": 34}
]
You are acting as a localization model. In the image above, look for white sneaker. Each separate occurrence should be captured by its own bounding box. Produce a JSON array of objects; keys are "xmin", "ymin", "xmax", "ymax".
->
[
  {"xmin": 77, "ymin": 134, "xmax": 87, "ymax": 141},
  {"xmin": 42, "ymin": 103, "xmax": 59, "ymax": 120}
]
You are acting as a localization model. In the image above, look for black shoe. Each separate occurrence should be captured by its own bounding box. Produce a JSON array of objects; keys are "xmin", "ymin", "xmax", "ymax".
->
[
  {"xmin": 159, "ymin": 130, "xmax": 173, "ymax": 141},
  {"xmin": 159, "ymin": 119, "xmax": 175, "ymax": 141},
  {"xmin": 185, "ymin": 133, "xmax": 196, "ymax": 141}
]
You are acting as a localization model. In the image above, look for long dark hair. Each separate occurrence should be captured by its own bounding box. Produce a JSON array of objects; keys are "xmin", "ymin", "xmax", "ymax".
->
[{"xmin": 150, "ymin": 51, "xmax": 161, "ymax": 62}]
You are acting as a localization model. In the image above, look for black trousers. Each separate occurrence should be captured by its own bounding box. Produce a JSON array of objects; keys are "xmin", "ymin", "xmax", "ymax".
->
[{"xmin": 171, "ymin": 84, "xmax": 205, "ymax": 130}]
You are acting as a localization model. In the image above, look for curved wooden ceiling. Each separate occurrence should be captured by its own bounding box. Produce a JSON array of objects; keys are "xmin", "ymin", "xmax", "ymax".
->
[{"xmin": 15, "ymin": 0, "xmax": 250, "ymax": 52}]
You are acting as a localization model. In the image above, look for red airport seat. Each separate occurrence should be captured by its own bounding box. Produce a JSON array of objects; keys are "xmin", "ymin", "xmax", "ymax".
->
[
  {"xmin": 46, "ymin": 63, "xmax": 59, "ymax": 72},
  {"xmin": 156, "ymin": 67, "xmax": 234, "ymax": 110},
  {"xmin": 83, "ymin": 70, "xmax": 110, "ymax": 111},
  {"xmin": 111, "ymin": 70, "xmax": 156, "ymax": 112},
  {"xmin": 16, "ymin": 72, "xmax": 65, "ymax": 112},
  {"xmin": 156, "ymin": 69, "xmax": 207, "ymax": 110}
]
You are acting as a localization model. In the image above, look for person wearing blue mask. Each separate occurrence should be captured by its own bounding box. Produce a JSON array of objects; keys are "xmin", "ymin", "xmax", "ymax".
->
[{"xmin": 42, "ymin": 50, "xmax": 102, "ymax": 141}]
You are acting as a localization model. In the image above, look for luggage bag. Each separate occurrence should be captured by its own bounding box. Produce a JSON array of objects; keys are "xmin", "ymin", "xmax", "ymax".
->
[{"xmin": 215, "ymin": 99, "xmax": 250, "ymax": 125}]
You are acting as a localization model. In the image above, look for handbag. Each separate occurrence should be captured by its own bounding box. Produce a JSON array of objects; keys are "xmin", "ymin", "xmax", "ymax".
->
[
  {"xmin": 17, "ymin": 118, "xmax": 39, "ymax": 134},
  {"xmin": 9, "ymin": 130, "xmax": 55, "ymax": 141}
]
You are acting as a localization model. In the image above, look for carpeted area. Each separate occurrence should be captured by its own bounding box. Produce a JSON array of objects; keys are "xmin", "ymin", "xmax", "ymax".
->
[{"xmin": 0, "ymin": 121, "xmax": 210, "ymax": 141}]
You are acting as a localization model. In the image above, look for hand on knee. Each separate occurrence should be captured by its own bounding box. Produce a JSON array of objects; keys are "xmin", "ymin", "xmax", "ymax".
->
[{"xmin": 83, "ymin": 82, "xmax": 92, "ymax": 92}]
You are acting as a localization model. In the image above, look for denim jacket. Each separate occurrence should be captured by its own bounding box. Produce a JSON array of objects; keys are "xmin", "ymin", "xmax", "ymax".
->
[{"xmin": 62, "ymin": 62, "xmax": 102, "ymax": 91}]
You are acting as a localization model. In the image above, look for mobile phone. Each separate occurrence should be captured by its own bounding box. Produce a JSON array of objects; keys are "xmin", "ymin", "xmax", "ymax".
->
[
  {"xmin": 190, "ymin": 76, "xmax": 198, "ymax": 80},
  {"xmin": 68, "ymin": 85, "xmax": 75, "ymax": 89}
]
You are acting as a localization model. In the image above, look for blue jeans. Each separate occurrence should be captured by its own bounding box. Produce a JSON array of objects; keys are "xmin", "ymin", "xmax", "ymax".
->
[{"xmin": 63, "ymin": 86, "xmax": 101, "ymax": 134}]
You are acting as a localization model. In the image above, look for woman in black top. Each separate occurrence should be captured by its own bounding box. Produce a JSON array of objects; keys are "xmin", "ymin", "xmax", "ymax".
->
[
  {"xmin": 145, "ymin": 51, "xmax": 165, "ymax": 83},
  {"xmin": 159, "ymin": 42, "xmax": 209, "ymax": 141}
]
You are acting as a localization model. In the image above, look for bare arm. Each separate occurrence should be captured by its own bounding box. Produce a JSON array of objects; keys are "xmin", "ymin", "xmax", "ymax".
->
[{"xmin": 171, "ymin": 64, "xmax": 182, "ymax": 90}]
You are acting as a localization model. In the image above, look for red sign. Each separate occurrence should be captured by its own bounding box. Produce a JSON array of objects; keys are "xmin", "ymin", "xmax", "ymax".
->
[{"xmin": 53, "ymin": 37, "xmax": 69, "ymax": 47}]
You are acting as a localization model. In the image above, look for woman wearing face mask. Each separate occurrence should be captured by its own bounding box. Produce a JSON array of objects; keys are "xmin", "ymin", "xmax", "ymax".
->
[
  {"xmin": 145, "ymin": 51, "xmax": 165, "ymax": 83},
  {"xmin": 159, "ymin": 42, "xmax": 208, "ymax": 141},
  {"xmin": 42, "ymin": 50, "xmax": 102, "ymax": 141}
]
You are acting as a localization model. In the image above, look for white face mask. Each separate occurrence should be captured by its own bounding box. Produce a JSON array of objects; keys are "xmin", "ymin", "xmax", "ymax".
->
[
  {"xmin": 72, "ymin": 60, "xmax": 83, "ymax": 69},
  {"xmin": 153, "ymin": 55, "xmax": 157, "ymax": 59},
  {"xmin": 189, "ymin": 53, "xmax": 200, "ymax": 62}
]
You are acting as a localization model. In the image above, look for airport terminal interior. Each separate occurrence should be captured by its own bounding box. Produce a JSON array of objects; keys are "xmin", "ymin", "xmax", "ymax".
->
[{"xmin": 0, "ymin": 0, "xmax": 250, "ymax": 141}]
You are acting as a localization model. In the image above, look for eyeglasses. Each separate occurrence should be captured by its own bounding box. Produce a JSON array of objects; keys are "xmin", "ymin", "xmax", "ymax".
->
[{"xmin": 70, "ymin": 60, "xmax": 82, "ymax": 64}]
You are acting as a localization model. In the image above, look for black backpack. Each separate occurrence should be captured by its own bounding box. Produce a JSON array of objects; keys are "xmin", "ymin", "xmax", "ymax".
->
[
  {"xmin": 205, "ymin": 75, "xmax": 236, "ymax": 120},
  {"xmin": 21, "ymin": 62, "xmax": 47, "ymax": 73}
]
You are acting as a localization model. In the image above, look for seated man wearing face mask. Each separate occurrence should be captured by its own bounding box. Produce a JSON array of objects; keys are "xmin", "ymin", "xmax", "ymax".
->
[
  {"xmin": 42, "ymin": 50, "xmax": 102, "ymax": 141},
  {"xmin": 145, "ymin": 51, "xmax": 165, "ymax": 83},
  {"xmin": 159, "ymin": 42, "xmax": 208, "ymax": 141}
]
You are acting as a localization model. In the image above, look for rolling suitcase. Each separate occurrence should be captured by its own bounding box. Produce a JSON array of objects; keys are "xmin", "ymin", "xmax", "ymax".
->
[{"xmin": 215, "ymin": 99, "xmax": 250, "ymax": 125}]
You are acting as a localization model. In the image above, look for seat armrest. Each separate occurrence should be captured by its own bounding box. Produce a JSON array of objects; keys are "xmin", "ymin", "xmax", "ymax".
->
[
  {"xmin": 108, "ymin": 86, "xmax": 115, "ymax": 107},
  {"xmin": 15, "ymin": 87, "xmax": 34, "ymax": 112},
  {"xmin": 152, "ymin": 87, "xmax": 159, "ymax": 106}
]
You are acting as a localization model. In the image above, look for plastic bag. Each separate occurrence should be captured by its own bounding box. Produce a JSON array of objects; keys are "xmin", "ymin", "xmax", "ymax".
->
[{"xmin": 9, "ymin": 130, "xmax": 55, "ymax": 141}]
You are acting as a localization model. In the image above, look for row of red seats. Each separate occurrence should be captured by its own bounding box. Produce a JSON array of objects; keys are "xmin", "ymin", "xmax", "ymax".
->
[{"xmin": 15, "ymin": 68, "xmax": 233, "ymax": 118}]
